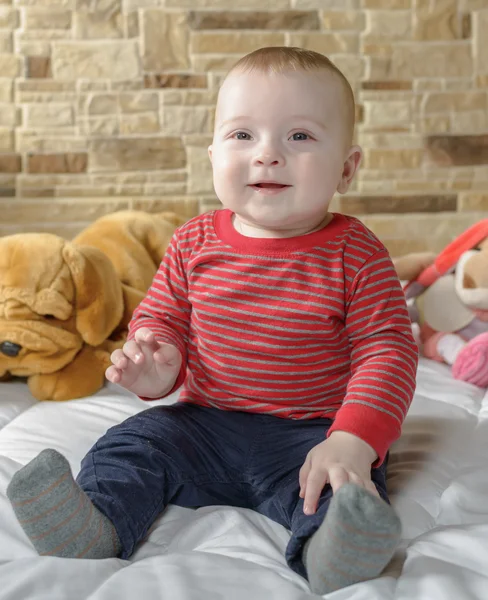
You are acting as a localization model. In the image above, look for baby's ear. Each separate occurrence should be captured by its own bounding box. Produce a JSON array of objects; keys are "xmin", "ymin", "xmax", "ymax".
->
[
  {"xmin": 337, "ymin": 145, "xmax": 362, "ymax": 194},
  {"xmin": 208, "ymin": 144, "xmax": 213, "ymax": 163},
  {"xmin": 62, "ymin": 243, "xmax": 124, "ymax": 347}
]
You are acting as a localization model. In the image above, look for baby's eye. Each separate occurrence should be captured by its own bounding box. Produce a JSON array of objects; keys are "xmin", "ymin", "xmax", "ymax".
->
[
  {"xmin": 290, "ymin": 132, "xmax": 310, "ymax": 141},
  {"xmin": 234, "ymin": 131, "xmax": 252, "ymax": 141}
]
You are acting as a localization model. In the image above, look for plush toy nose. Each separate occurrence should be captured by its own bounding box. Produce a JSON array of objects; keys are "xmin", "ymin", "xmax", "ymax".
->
[{"xmin": 0, "ymin": 341, "xmax": 22, "ymax": 357}]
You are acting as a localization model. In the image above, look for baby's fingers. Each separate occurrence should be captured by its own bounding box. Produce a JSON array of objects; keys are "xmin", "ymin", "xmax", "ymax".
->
[
  {"xmin": 106, "ymin": 348, "xmax": 132, "ymax": 383},
  {"xmin": 110, "ymin": 348, "xmax": 128, "ymax": 370},
  {"xmin": 342, "ymin": 471, "xmax": 381, "ymax": 499},
  {"xmin": 105, "ymin": 365, "xmax": 122, "ymax": 384},
  {"xmin": 299, "ymin": 457, "xmax": 311, "ymax": 499},
  {"xmin": 328, "ymin": 465, "xmax": 350, "ymax": 495},
  {"xmin": 347, "ymin": 471, "xmax": 364, "ymax": 489},
  {"xmin": 134, "ymin": 327, "xmax": 159, "ymax": 350},
  {"xmin": 303, "ymin": 469, "xmax": 329, "ymax": 516},
  {"xmin": 122, "ymin": 340, "xmax": 145, "ymax": 364}
]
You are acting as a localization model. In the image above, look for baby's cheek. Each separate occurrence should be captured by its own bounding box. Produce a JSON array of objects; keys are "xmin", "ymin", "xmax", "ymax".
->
[
  {"xmin": 221, "ymin": 151, "xmax": 244, "ymax": 174},
  {"xmin": 215, "ymin": 159, "xmax": 245, "ymax": 188}
]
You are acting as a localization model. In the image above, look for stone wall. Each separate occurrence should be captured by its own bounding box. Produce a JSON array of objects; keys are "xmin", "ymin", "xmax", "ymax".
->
[{"xmin": 1, "ymin": 0, "xmax": 488, "ymax": 255}]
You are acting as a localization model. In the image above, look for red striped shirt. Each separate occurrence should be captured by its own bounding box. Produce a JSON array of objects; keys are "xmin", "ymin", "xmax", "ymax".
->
[{"xmin": 129, "ymin": 209, "xmax": 418, "ymax": 463}]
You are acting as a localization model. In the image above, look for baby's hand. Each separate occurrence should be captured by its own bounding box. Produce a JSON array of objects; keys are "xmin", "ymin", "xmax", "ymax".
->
[
  {"xmin": 299, "ymin": 431, "xmax": 379, "ymax": 515},
  {"xmin": 105, "ymin": 327, "xmax": 182, "ymax": 399}
]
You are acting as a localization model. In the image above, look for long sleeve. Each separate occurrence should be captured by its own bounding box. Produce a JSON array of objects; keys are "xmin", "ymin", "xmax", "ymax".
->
[
  {"xmin": 327, "ymin": 250, "xmax": 419, "ymax": 465},
  {"xmin": 128, "ymin": 234, "xmax": 191, "ymax": 395}
]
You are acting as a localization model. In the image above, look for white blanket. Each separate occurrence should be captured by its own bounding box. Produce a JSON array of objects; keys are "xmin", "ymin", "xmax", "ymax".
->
[{"xmin": 0, "ymin": 358, "xmax": 487, "ymax": 600}]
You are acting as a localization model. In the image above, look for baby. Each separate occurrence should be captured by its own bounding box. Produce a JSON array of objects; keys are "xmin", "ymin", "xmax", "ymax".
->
[{"xmin": 7, "ymin": 47, "xmax": 418, "ymax": 595}]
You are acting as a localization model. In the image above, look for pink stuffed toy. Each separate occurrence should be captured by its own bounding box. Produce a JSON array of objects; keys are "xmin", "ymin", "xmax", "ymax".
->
[{"xmin": 404, "ymin": 220, "xmax": 488, "ymax": 387}]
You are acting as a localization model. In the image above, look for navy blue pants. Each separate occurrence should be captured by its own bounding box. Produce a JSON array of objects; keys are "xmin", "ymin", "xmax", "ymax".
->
[{"xmin": 76, "ymin": 403, "xmax": 389, "ymax": 578}]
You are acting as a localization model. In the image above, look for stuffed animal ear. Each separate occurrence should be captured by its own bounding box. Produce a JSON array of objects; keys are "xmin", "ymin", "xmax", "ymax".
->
[{"xmin": 62, "ymin": 243, "xmax": 124, "ymax": 347}]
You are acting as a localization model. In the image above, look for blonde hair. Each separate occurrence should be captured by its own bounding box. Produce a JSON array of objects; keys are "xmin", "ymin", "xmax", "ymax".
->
[{"xmin": 225, "ymin": 46, "xmax": 356, "ymax": 143}]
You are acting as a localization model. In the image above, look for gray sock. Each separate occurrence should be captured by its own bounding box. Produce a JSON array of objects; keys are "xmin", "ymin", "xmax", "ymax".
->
[
  {"xmin": 303, "ymin": 483, "xmax": 401, "ymax": 595},
  {"xmin": 7, "ymin": 448, "xmax": 121, "ymax": 559}
]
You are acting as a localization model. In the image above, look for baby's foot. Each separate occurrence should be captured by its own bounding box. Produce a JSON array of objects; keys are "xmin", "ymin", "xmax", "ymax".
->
[
  {"xmin": 303, "ymin": 483, "xmax": 401, "ymax": 594},
  {"xmin": 7, "ymin": 449, "xmax": 121, "ymax": 558}
]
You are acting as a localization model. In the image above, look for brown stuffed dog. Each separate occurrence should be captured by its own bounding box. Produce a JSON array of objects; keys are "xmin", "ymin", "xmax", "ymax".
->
[{"xmin": 0, "ymin": 210, "xmax": 186, "ymax": 401}]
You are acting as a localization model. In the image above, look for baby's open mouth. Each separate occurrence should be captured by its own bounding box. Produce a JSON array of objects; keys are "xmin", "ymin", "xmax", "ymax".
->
[{"xmin": 250, "ymin": 182, "xmax": 291, "ymax": 189}]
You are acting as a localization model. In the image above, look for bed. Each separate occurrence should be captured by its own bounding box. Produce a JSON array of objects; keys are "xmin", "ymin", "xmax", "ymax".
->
[{"xmin": 1, "ymin": 357, "xmax": 487, "ymax": 600}]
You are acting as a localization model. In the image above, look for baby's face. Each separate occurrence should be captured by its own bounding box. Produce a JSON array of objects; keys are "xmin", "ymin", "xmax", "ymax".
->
[{"xmin": 209, "ymin": 69, "xmax": 359, "ymax": 233}]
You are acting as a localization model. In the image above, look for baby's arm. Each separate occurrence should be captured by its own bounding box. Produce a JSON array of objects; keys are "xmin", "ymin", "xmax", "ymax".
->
[
  {"xmin": 328, "ymin": 249, "xmax": 419, "ymax": 465},
  {"xmin": 107, "ymin": 231, "xmax": 191, "ymax": 399}
]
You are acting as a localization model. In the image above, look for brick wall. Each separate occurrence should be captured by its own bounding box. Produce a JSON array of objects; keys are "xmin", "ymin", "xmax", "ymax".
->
[{"xmin": 1, "ymin": 0, "xmax": 488, "ymax": 256}]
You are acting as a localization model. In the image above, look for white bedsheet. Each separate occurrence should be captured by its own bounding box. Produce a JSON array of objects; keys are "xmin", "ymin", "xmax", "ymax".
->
[{"xmin": 0, "ymin": 358, "xmax": 487, "ymax": 599}]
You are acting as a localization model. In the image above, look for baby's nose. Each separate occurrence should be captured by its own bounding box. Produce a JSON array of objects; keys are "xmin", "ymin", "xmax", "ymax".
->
[
  {"xmin": 0, "ymin": 341, "xmax": 22, "ymax": 357},
  {"xmin": 254, "ymin": 150, "xmax": 285, "ymax": 167},
  {"xmin": 256, "ymin": 156, "xmax": 280, "ymax": 166}
]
